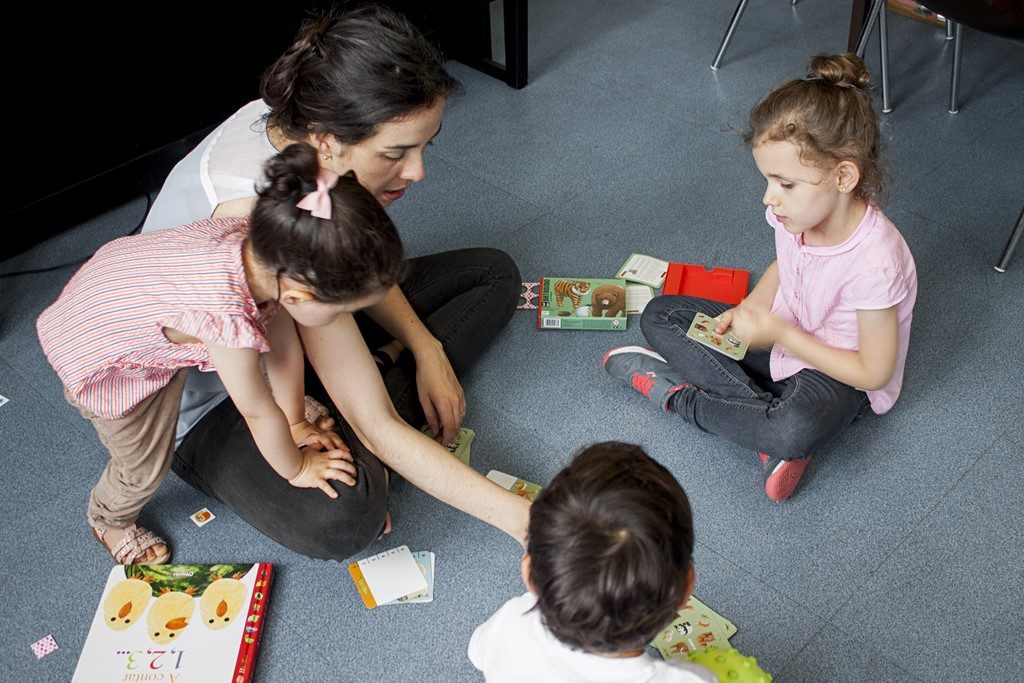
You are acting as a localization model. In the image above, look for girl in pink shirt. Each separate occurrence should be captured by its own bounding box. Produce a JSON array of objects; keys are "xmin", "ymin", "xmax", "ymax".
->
[
  {"xmin": 604, "ymin": 54, "xmax": 917, "ymax": 503},
  {"xmin": 38, "ymin": 143, "xmax": 406, "ymax": 564}
]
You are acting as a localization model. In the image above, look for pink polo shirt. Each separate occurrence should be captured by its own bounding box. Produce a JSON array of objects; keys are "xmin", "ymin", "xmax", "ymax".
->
[
  {"xmin": 37, "ymin": 217, "xmax": 277, "ymax": 419},
  {"xmin": 767, "ymin": 205, "xmax": 917, "ymax": 414}
]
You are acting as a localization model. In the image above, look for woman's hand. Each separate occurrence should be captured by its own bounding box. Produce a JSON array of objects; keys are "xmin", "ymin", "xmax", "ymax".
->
[
  {"xmin": 290, "ymin": 419, "xmax": 346, "ymax": 452},
  {"xmin": 287, "ymin": 447, "xmax": 357, "ymax": 498},
  {"xmin": 414, "ymin": 340, "xmax": 466, "ymax": 446}
]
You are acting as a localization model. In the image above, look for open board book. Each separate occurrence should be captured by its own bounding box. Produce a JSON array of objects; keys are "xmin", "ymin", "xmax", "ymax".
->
[{"xmin": 73, "ymin": 563, "xmax": 273, "ymax": 683}]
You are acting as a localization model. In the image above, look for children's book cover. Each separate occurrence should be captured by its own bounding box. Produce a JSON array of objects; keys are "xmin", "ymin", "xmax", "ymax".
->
[
  {"xmin": 72, "ymin": 563, "xmax": 273, "ymax": 683},
  {"xmin": 537, "ymin": 277, "xmax": 628, "ymax": 330}
]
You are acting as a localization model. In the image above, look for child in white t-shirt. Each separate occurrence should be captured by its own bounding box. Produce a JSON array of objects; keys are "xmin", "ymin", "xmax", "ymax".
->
[{"xmin": 469, "ymin": 442, "xmax": 717, "ymax": 682}]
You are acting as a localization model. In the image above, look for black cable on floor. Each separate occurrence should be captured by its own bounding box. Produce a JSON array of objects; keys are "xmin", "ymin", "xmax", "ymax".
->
[{"xmin": 0, "ymin": 193, "xmax": 153, "ymax": 279}]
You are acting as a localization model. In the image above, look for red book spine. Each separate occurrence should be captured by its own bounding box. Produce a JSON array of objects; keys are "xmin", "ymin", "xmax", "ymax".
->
[{"xmin": 232, "ymin": 563, "xmax": 274, "ymax": 683}]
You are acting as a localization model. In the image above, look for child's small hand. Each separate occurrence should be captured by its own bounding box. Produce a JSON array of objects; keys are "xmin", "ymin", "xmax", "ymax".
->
[
  {"xmin": 290, "ymin": 419, "xmax": 346, "ymax": 453},
  {"xmin": 713, "ymin": 309, "xmax": 736, "ymax": 334},
  {"xmin": 288, "ymin": 447, "xmax": 357, "ymax": 498},
  {"xmin": 730, "ymin": 304, "xmax": 783, "ymax": 348}
]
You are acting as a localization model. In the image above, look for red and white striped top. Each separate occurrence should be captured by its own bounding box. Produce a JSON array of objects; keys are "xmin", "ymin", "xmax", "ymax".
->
[{"xmin": 37, "ymin": 217, "xmax": 277, "ymax": 419}]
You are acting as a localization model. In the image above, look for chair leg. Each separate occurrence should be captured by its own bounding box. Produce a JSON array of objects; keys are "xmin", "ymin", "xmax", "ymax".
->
[
  {"xmin": 994, "ymin": 204, "xmax": 1024, "ymax": 273},
  {"xmin": 949, "ymin": 22, "xmax": 963, "ymax": 113},
  {"xmin": 879, "ymin": 0, "xmax": 891, "ymax": 113},
  {"xmin": 854, "ymin": 0, "xmax": 886, "ymax": 59},
  {"xmin": 945, "ymin": 18, "xmax": 955, "ymax": 40},
  {"xmin": 711, "ymin": 0, "xmax": 751, "ymax": 70}
]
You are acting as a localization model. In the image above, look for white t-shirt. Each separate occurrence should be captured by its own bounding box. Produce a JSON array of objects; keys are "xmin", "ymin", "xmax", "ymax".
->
[{"xmin": 468, "ymin": 593, "xmax": 718, "ymax": 683}]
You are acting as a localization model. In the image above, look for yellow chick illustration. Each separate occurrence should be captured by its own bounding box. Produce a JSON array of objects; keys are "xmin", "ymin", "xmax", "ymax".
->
[
  {"xmin": 146, "ymin": 586, "xmax": 197, "ymax": 644},
  {"xmin": 200, "ymin": 572, "xmax": 247, "ymax": 630},
  {"xmin": 102, "ymin": 577, "xmax": 153, "ymax": 631}
]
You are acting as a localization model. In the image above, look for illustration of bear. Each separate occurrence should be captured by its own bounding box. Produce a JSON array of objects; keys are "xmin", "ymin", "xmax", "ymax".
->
[{"xmin": 590, "ymin": 284, "xmax": 626, "ymax": 317}]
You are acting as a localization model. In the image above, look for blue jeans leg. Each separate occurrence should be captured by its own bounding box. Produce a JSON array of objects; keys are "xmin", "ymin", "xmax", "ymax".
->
[{"xmin": 640, "ymin": 296, "xmax": 869, "ymax": 458}]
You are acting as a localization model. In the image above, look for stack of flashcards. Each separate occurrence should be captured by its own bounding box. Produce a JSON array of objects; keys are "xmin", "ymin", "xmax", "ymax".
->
[
  {"xmin": 650, "ymin": 596, "xmax": 737, "ymax": 660},
  {"xmin": 421, "ymin": 426, "xmax": 475, "ymax": 464},
  {"xmin": 382, "ymin": 551, "xmax": 436, "ymax": 605},
  {"xmin": 486, "ymin": 470, "xmax": 543, "ymax": 502},
  {"xmin": 348, "ymin": 546, "xmax": 429, "ymax": 609}
]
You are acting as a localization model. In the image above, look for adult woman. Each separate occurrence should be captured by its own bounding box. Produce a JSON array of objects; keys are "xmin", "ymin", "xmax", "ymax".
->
[{"xmin": 144, "ymin": 5, "xmax": 526, "ymax": 558}]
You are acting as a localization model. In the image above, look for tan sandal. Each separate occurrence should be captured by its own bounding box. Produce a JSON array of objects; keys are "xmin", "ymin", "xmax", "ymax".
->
[{"xmin": 92, "ymin": 523, "xmax": 172, "ymax": 565}]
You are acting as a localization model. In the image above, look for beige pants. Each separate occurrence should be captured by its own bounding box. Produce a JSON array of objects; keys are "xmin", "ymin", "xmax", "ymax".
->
[{"xmin": 67, "ymin": 370, "xmax": 187, "ymax": 531}]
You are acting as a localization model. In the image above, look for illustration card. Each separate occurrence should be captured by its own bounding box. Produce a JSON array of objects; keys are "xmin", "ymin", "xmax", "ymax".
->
[
  {"xmin": 617, "ymin": 253, "xmax": 669, "ymax": 288},
  {"xmin": 685, "ymin": 312, "xmax": 748, "ymax": 361},
  {"xmin": 421, "ymin": 426, "xmax": 474, "ymax": 464},
  {"xmin": 382, "ymin": 551, "xmax": 435, "ymax": 605},
  {"xmin": 650, "ymin": 596, "xmax": 732, "ymax": 660},
  {"xmin": 485, "ymin": 470, "xmax": 543, "ymax": 502},
  {"xmin": 625, "ymin": 284, "xmax": 655, "ymax": 315},
  {"xmin": 348, "ymin": 546, "xmax": 428, "ymax": 609}
]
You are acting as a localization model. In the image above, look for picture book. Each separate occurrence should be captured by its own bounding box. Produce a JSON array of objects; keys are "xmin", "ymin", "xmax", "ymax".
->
[
  {"xmin": 650, "ymin": 596, "xmax": 735, "ymax": 661},
  {"xmin": 537, "ymin": 277, "xmax": 628, "ymax": 330},
  {"xmin": 662, "ymin": 263, "xmax": 750, "ymax": 305},
  {"xmin": 72, "ymin": 563, "xmax": 273, "ymax": 683},
  {"xmin": 616, "ymin": 253, "xmax": 670, "ymax": 288},
  {"xmin": 381, "ymin": 551, "xmax": 436, "ymax": 605},
  {"xmin": 486, "ymin": 470, "xmax": 543, "ymax": 502},
  {"xmin": 348, "ymin": 545, "xmax": 428, "ymax": 609},
  {"xmin": 420, "ymin": 425, "xmax": 474, "ymax": 464}
]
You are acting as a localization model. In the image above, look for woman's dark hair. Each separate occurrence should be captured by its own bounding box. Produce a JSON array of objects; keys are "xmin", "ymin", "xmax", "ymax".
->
[
  {"xmin": 250, "ymin": 143, "xmax": 407, "ymax": 302},
  {"xmin": 261, "ymin": 4, "xmax": 460, "ymax": 145},
  {"xmin": 744, "ymin": 53, "xmax": 885, "ymax": 205},
  {"xmin": 526, "ymin": 442, "xmax": 695, "ymax": 655}
]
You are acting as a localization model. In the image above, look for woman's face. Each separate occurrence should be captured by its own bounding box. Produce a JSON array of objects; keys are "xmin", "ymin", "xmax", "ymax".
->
[{"xmin": 324, "ymin": 98, "xmax": 446, "ymax": 207}]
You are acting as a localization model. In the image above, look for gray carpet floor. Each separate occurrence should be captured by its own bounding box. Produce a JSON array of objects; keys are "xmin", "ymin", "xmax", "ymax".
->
[{"xmin": 2, "ymin": 1, "xmax": 1022, "ymax": 681}]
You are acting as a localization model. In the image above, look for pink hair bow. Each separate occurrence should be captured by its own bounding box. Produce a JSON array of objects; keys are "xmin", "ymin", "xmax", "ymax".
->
[{"xmin": 296, "ymin": 168, "xmax": 340, "ymax": 219}]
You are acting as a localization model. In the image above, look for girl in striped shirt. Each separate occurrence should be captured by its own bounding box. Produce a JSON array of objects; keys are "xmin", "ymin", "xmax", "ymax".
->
[
  {"xmin": 604, "ymin": 54, "xmax": 917, "ymax": 503},
  {"xmin": 38, "ymin": 143, "xmax": 406, "ymax": 564}
]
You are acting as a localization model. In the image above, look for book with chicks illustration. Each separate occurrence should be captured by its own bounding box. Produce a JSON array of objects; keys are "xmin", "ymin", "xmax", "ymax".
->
[
  {"xmin": 73, "ymin": 563, "xmax": 273, "ymax": 683},
  {"xmin": 537, "ymin": 277, "xmax": 628, "ymax": 330}
]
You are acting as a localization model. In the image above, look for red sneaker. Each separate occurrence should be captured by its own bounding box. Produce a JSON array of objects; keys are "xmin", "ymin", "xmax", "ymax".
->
[{"xmin": 760, "ymin": 453, "xmax": 811, "ymax": 502}]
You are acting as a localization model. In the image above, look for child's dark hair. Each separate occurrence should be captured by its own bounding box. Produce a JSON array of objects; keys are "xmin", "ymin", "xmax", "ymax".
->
[
  {"xmin": 250, "ymin": 143, "xmax": 407, "ymax": 302},
  {"xmin": 526, "ymin": 442, "xmax": 695, "ymax": 655},
  {"xmin": 261, "ymin": 4, "xmax": 460, "ymax": 145},
  {"xmin": 744, "ymin": 53, "xmax": 885, "ymax": 205}
]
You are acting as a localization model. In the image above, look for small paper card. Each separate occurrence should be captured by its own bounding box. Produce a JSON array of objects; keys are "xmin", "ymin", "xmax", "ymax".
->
[
  {"xmin": 626, "ymin": 285, "xmax": 655, "ymax": 315},
  {"xmin": 421, "ymin": 426, "xmax": 474, "ymax": 464},
  {"xmin": 486, "ymin": 470, "xmax": 542, "ymax": 502},
  {"xmin": 30, "ymin": 634, "xmax": 58, "ymax": 659},
  {"xmin": 190, "ymin": 508, "xmax": 216, "ymax": 527},
  {"xmin": 0, "ymin": 394, "xmax": 8, "ymax": 408},
  {"xmin": 617, "ymin": 253, "xmax": 669, "ymax": 288},
  {"xmin": 651, "ymin": 596, "xmax": 733, "ymax": 660},
  {"xmin": 685, "ymin": 312, "xmax": 748, "ymax": 361},
  {"xmin": 382, "ymin": 551, "xmax": 435, "ymax": 605},
  {"xmin": 348, "ymin": 545, "xmax": 428, "ymax": 609}
]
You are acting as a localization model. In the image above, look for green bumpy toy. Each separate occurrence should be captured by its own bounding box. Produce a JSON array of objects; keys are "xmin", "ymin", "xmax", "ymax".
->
[{"xmin": 687, "ymin": 646, "xmax": 771, "ymax": 682}]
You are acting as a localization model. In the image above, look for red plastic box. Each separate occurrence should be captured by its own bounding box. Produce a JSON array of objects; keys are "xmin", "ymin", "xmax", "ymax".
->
[{"xmin": 661, "ymin": 263, "xmax": 750, "ymax": 305}]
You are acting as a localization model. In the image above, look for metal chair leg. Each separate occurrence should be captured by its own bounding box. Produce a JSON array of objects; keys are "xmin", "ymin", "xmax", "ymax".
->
[
  {"xmin": 945, "ymin": 18, "xmax": 954, "ymax": 40},
  {"xmin": 994, "ymin": 204, "xmax": 1024, "ymax": 273},
  {"xmin": 711, "ymin": 0, "xmax": 751, "ymax": 70},
  {"xmin": 949, "ymin": 22, "xmax": 963, "ymax": 113},
  {"xmin": 879, "ymin": 0, "xmax": 891, "ymax": 113},
  {"xmin": 854, "ymin": 0, "xmax": 886, "ymax": 58}
]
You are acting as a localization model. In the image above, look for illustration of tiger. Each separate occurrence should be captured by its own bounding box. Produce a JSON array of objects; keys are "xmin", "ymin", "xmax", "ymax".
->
[{"xmin": 553, "ymin": 280, "xmax": 591, "ymax": 310}]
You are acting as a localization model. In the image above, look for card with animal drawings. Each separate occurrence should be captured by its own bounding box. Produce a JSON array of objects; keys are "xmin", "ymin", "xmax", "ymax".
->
[
  {"xmin": 421, "ymin": 425, "xmax": 474, "ymax": 464},
  {"xmin": 650, "ymin": 595, "xmax": 733, "ymax": 661},
  {"xmin": 537, "ymin": 277, "xmax": 628, "ymax": 331},
  {"xmin": 486, "ymin": 470, "xmax": 543, "ymax": 502},
  {"xmin": 685, "ymin": 312, "xmax": 749, "ymax": 361}
]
